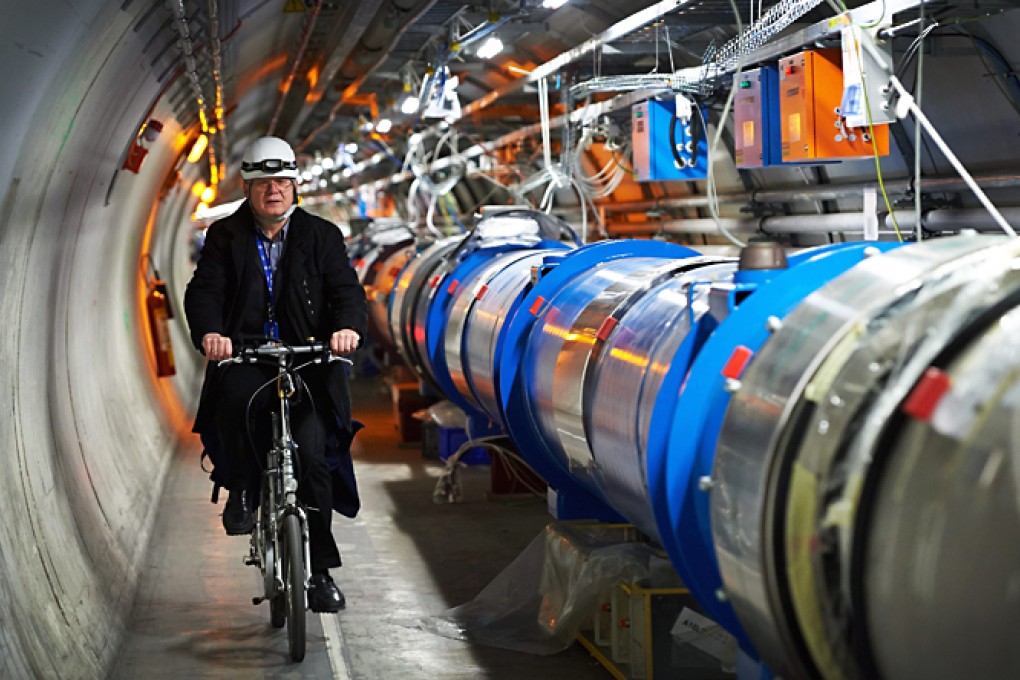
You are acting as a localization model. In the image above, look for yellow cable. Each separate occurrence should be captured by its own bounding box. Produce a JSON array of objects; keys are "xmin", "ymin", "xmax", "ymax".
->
[{"xmin": 856, "ymin": 27, "xmax": 904, "ymax": 241}]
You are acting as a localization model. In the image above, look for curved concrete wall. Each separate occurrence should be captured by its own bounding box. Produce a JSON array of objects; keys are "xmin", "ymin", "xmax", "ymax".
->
[{"xmin": 0, "ymin": 4, "xmax": 202, "ymax": 677}]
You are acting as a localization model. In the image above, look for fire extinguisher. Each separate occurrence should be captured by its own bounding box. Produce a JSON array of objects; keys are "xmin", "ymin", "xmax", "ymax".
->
[{"xmin": 143, "ymin": 254, "xmax": 176, "ymax": 377}]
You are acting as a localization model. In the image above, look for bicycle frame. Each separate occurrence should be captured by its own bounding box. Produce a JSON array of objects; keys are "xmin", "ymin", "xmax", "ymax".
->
[{"xmin": 220, "ymin": 341, "xmax": 352, "ymax": 653}]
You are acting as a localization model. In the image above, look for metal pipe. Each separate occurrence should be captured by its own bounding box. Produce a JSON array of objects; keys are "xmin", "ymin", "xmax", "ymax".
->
[
  {"xmin": 606, "ymin": 206, "xmax": 1020, "ymax": 237},
  {"xmin": 599, "ymin": 174, "xmax": 1020, "ymax": 214},
  {"xmin": 267, "ymin": 0, "xmax": 322, "ymax": 137}
]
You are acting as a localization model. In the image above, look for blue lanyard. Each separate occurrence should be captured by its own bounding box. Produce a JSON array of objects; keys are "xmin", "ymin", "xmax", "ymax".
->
[
  {"xmin": 256, "ymin": 237, "xmax": 279, "ymax": 339},
  {"xmin": 256, "ymin": 237, "xmax": 276, "ymax": 302}
]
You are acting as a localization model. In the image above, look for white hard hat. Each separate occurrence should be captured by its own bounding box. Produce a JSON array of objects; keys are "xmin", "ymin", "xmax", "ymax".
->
[{"xmin": 240, "ymin": 136, "xmax": 299, "ymax": 180}]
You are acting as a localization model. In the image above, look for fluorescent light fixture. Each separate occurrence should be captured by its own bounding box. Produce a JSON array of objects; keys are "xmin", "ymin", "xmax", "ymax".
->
[
  {"xmin": 301, "ymin": 170, "xmax": 313, "ymax": 182},
  {"xmin": 321, "ymin": 157, "xmax": 334, "ymax": 170},
  {"xmin": 400, "ymin": 96, "xmax": 420, "ymax": 114},
  {"xmin": 311, "ymin": 164, "xmax": 323, "ymax": 176},
  {"xmin": 542, "ymin": 0, "xmax": 568, "ymax": 8},
  {"xmin": 345, "ymin": 142, "xmax": 359, "ymax": 154},
  {"xmin": 375, "ymin": 118, "xmax": 393, "ymax": 134},
  {"xmin": 476, "ymin": 36, "xmax": 503, "ymax": 60}
]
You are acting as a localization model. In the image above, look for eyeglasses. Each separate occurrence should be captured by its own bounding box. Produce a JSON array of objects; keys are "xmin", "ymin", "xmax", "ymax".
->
[
  {"xmin": 250, "ymin": 177, "xmax": 294, "ymax": 191},
  {"xmin": 241, "ymin": 158, "xmax": 298, "ymax": 173}
]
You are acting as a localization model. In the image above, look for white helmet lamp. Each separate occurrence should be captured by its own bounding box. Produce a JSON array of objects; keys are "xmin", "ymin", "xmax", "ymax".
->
[{"xmin": 240, "ymin": 136, "xmax": 299, "ymax": 181}]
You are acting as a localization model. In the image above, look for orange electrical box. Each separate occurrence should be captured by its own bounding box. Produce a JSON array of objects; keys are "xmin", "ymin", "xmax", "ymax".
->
[{"xmin": 779, "ymin": 49, "xmax": 889, "ymax": 163}]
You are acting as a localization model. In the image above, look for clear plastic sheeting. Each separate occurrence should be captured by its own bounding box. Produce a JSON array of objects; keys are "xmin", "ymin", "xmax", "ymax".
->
[
  {"xmin": 421, "ymin": 522, "xmax": 672, "ymax": 655},
  {"xmin": 425, "ymin": 400, "xmax": 468, "ymax": 429}
]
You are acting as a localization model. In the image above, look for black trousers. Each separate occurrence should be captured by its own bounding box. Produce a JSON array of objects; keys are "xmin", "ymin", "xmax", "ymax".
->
[{"xmin": 214, "ymin": 363, "xmax": 341, "ymax": 572}]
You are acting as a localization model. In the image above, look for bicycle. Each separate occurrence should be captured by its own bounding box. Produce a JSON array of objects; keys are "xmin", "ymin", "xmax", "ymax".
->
[{"xmin": 218, "ymin": 340, "xmax": 352, "ymax": 662}]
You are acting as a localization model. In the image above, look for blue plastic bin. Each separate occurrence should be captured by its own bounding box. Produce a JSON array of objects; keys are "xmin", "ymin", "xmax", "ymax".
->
[{"xmin": 438, "ymin": 426, "xmax": 489, "ymax": 465}]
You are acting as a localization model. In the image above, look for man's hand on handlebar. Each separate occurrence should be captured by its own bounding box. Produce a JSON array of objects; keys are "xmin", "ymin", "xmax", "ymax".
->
[
  {"xmin": 203, "ymin": 332, "xmax": 233, "ymax": 361},
  {"xmin": 330, "ymin": 329, "xmax": 360, "ymax": 356}
]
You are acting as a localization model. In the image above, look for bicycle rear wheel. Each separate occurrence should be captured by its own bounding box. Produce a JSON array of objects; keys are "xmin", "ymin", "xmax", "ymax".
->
[{"xmin": 283, "ymin": 513, "xmax": 306, "ymax": 661}]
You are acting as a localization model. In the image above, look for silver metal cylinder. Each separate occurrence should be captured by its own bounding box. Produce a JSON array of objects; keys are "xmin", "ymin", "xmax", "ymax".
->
[
  {"xmin": 444, "ymin": 249, "xmax": 546, "ymax": 415},
  {"xmin": 587, "ymin": 260, "xmax": 737, "ymax": 540},
  {"xmin": 388, "ymin": 237, "xmax": 460, "ymax": 381},
  {"xmin": 711, "ymin": 234, "xmax": 1012, "ymax": 679}
]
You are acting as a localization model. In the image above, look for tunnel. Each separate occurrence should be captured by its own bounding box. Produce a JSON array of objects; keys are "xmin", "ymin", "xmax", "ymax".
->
[{"xmin": 3, "ymin": 1, "xmax": 1020, "ymax": 678}]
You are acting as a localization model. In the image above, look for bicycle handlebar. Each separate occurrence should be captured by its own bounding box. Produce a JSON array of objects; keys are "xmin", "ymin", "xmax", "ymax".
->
[{"xmin": 217, "ymin": 341, "xmax": 354, "ymax": 368}]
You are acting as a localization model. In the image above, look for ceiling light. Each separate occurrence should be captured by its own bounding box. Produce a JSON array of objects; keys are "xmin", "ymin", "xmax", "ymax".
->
[
  {"xmin": 375, "ymin": 118, "xmax": 393, "ymax": 134},
  {"xmin": 476, "ymin": 36, "xmax": 503, "ymax": 60},
  {"xmin": 345, "ymin": 142, "xmax": 359, "ymax": 154},
  {"xmin": 400, "ymin": 96, "xmax": 420, "ymax": 115},
  {"xmin": 321, "ymin": 157, "xmax": 335, "ymax": 170},
  {"xmin": 301, "ymin": 170, "xmax": 313, "ymax": 182},
  {"xmin": 311, "ymin": 164, "xmax": 323, "ymax": 176},
  {"xmin": 187, "ymin": 134, "xmax": 208, "ymax": 163},
  {"xmin": 331, "ymin": 173, "xmax": 341, "ymax": 183},
  {"xmin": 319, "ymin": 179, "xmax": 327, "ymax": 188},
  {"xmin": 542, "ymin": 0, "xmax": 569, "ymax": 8}
]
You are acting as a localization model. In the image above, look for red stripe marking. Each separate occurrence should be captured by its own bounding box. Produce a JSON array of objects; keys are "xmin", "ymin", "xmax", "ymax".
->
[
  {"xmin": 446, "ymin": 279, "xmax": 459, "ymax": 295},
  {"xmin": 596, "ymin": 317, "xmax": 618, "ymax": 341},
  {"xmin": 475, "ymin": 284, "xmax": 489, "ymax": 300},
  {"xmin": 721, "ymin": 345, "xmax": 754, "ymax": 380},
  {"xmin": 529, "ymin": 296, "xmax": 545, "ymax": 315},
  {"xmin": 902, "ymin": 367, "xmax": 952, "ymax": 422}
]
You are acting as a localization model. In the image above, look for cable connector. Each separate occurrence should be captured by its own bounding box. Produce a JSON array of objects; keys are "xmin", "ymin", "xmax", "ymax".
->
[{"xmin": 674, "ymin": 93, "xmax": 693, "ymax": 122}]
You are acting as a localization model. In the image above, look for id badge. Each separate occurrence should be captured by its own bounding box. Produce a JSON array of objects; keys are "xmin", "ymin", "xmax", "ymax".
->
[{"xmin": 264, "ymin": 320, "xmax": 279, "ymax": 340}]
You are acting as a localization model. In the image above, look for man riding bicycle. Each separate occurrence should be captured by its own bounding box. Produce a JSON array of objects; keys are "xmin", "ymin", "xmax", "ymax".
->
[{"xmin": 184, "ymin": 136, "xmax": 367, "ymax": 613}]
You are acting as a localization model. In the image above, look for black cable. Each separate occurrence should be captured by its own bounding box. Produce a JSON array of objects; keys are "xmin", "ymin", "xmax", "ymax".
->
[{"xmin": 668, "ymin": 99, "xmax": 704, "ymax": 172}]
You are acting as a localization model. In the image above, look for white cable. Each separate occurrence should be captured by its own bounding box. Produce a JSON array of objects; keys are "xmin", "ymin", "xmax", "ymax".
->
[
  {"xmin": 887, "ymin": 75, "xmax": 1016, "ymax": 237},
  {"xmin": 705, "ymin": 0, "xmax": 747, "ymax": 248}
]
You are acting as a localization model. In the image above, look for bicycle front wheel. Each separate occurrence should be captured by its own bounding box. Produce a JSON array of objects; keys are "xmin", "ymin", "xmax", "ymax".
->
[{"xmin": 283, "ymin": 513, "xmax": 306, "ymax": 661}]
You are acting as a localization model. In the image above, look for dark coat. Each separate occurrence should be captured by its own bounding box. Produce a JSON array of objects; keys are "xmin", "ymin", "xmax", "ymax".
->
[{"xmin": 184, "ymin": 201, "xmax": 367, "ymax": 515}]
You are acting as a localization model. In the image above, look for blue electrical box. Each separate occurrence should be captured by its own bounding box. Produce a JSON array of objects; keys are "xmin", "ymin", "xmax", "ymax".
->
[
  {"xmin": 631, "ymin": 99, "xmax": 708, "ymax": 182},
  {"xmin": 733, "ymin": 65, "xmax": 784, "ymax": 168}
]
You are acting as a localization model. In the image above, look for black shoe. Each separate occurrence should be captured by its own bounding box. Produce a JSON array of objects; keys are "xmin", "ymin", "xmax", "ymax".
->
[
  {"xmin": 308, "ymin": 572, "xmax": 346, "ymax": 613},
  {"xmin": 222, "ymin": 489, "xmax": 254, "ymax": 535}
]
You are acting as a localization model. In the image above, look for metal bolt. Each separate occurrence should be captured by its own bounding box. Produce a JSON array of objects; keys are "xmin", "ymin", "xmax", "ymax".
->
[
  {"xmin": 829, "ymin": 394, "xmax": 843, "ymax": 407},
  {"xmin": 766, "ymin": 316, "xmax": 783, "ymax": 333},
  {"xmin": 724, "ymin": 378, "xmax": 742, "ymax": 393},
  {"xmin": 818, "ymin": 420, "xmax": 830, "ymax": 435},
  {"xmin": 699, "ymin": 476, "xmax": 715, "ymax": 492},
  {"xmin": 715, "ymin": 588, "xmax": 728, "ymax": 602}
]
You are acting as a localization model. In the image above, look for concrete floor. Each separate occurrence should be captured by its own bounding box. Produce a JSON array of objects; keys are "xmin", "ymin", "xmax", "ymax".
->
[{"xmin": 110, "ymin": 375, "xmax": 611, "ymax": 679}]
